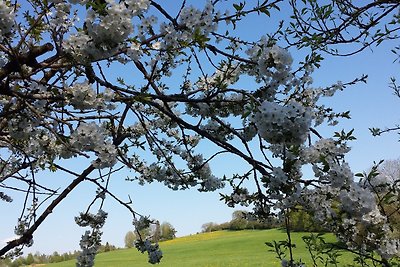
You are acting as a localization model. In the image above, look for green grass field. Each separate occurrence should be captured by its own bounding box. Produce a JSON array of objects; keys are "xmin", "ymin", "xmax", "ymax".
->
[{"xmin": 43, "ymin": 229, "xmax": 354, "ymax": 267}]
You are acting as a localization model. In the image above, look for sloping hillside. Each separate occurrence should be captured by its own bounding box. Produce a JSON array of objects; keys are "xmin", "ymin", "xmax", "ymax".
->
[{"xmin": 44, "ymin": 229, "xmax": 350, "ymax": 267}]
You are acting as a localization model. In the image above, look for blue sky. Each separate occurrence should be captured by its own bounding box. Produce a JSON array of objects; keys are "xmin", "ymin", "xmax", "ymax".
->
[{"xmin": 1, "ymin": 0, "xmax": 400, "ymax": 256}]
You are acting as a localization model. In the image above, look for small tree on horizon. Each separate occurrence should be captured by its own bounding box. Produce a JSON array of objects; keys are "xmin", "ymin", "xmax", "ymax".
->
[
  {"xmin": 159, "ymin": 222, "xmax": 176, "ymax": 241},
  {"xmin": 201, "ymin": 222, "xmax": 219, "ymax": 233},
  {"xmin": 124, "ymin": 231, "xmax": 136, "ymax": 249}
]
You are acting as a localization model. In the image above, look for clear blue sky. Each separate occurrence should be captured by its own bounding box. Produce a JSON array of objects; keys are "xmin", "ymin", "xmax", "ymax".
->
[{"xmin": 1, "ymin": 1, "xmax": 399, "ymax": 256}]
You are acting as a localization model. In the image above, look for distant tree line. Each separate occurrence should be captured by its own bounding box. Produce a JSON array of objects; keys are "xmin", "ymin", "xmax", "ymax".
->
[
  {"xmin": 201, "ymin": 210, "xmax": 327, "ymax": 233},
  {"xmin": 0, "ymin": 242, "xmax": 117, "ymax": 267},
  {"xmin": 125, "ymin": 221, "xmax": 177, "ymax": 248}
]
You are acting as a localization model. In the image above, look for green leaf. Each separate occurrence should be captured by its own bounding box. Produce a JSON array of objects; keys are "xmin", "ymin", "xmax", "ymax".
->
[
  {"xmin": 260, "ymin": 7, "xmax": 270, "ymax": 17},
  {"xmin": 233, "ymin": 3, "xmax": 243, "ymax": 11},
  {"xmin": 265, "ymin": 242, "xmax": 274, "ymax": 247}
]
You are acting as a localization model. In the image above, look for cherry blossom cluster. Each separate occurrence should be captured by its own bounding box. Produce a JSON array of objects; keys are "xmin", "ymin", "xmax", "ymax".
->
[
  {"xmin": 246, "ymin": 40, "xmax": 293, "ymax": 85},
  {"xmin": 297, "ymin": 144, "xmax": 400, "ymax": 260},
  {"xmin": 67, "ymin": 81, "xmax": 115, "ymax": 110},
  {"xmin": 134, "ymin": 0, "xmax": 217, "ymax": 53},
  {"xmin": 69, "ymin": 122, "xmax": 118, "ymax": 168},
  {"xmin": 178, "ymin": 1, "xmax": 217, "ymax": 38},
  {"xmin": 47, "ymin": 0, "xmax": 77, "ymax": 32},
  {"xmin": 64, "ymin": 0, "xmax": 150, "ymax": 62},
  {"xmin": 135, "ymin": 239, "xmax": 163, "ymax": 264},
  {"xmin": 0, "ymin": 0, "xmax": 15, "ymax": 41},
  {"xmin": 132, "ymin": 216, "xmax": 163, "ymax": 264},
  {"xmin": 195, "ymin": 63, "xmax": 241, "ymax": 91},
  {"xmin": 302, "ymin": 182, "xmax": 399, "ymax": 259},
  {"xmin": 76, "ymin": 230, "xmax": 100, "ymax": 267},
  {"xmin": 75, "ymin": 210, "xmax": 107, "ymax": 266},
  {"xmin": 251, "ymin": 100, "xmax": 313, "ymax": 145}
]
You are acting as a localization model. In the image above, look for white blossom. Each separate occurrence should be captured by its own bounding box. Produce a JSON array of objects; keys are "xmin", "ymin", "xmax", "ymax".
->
[
  {"xmin": 0, "ymin": 1, "xmax": 15, "ymax": 41},
  {"xmin": 70, "ymin": 123, "xmax": 117, "ymax": 169},
  {"xmin": 252, "ymin": 100, "xmax": 312, "ymax": 145}
]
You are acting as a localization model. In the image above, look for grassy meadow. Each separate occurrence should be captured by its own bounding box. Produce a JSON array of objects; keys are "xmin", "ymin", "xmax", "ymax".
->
[{"xmin": 43, "ymin": 229, "xmax": 355, "ymax": 267}]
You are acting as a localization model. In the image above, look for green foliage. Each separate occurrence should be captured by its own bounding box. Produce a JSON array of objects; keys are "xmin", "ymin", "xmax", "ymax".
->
[
  {"xmin": 202, "ymin": 209, "xmax": 324, "ymax": 233},
  {"xmin": 98, "ymin": 242, "xmax": 117, "ymax": 253},
  {"xmin": 201, "ymin": 210, "xmax": 280, "ymax": 233},
  {"xmin": 22, "ymin": 11, "xmax": 45, "ymax": 42},
  {"xmin": 233, "ymin": 2, "xmax": 245, "ymax": 12},
  {"xmin": 201, "ymin": 222, "xmax": 219, "ymax": 233},
  {"xmin": 159, "ymin": 222, "xmax": 176, "ymax": 241},
  {"xmin": 288, "ymin": 207, "xmax": 327, "ymax": 233},
  {"xmin": 302, "ymin": 233, "xmax": 341, "ymax": 266},
  {"xmin": 85, "ymin": 0, "xmax": 108, "ymax": 16},
  {"xmin": 124, "ymin": 231, "xmax": 136, "ymax": 249},
  {"xmin": 25, "ymin": 253, "xmax": 34, "ymax": 265},
  {"xmin": 333, "ymin": 129, "xmax": 356, "ymax": 142}
]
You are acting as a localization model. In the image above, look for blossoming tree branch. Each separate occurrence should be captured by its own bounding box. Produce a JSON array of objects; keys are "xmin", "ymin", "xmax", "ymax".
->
[{"xmin": 0, "ymin": 0, "xmax": 399, "ymax": 266}]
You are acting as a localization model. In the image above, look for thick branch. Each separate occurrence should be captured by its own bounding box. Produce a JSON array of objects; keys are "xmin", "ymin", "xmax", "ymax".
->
[{"xmin": 0, "ymin": 43, "xmax": 54, "ymax": 81}]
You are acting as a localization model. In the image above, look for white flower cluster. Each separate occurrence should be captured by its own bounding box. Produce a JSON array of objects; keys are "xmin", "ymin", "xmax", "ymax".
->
[
  {"xmin": 14, "ymin": 219, "xmax": 30, "ymax": 236},
  {"xmin": 8, "ymin": 114, "xmax": 37, "ymax": 140},
  {"xmin": 0, "ymin": 0, "xmax": 15, "ymax": 41},
  {"xmin": 302, "ymin": 183, "xmax": 400, "ymax": 259},
  {"xmin": 179, "ymin": 1, "xmax": 217, "ymax": 37},
  {"xmin": 158, "ymin": 1, "xmax": 218, "ymax": 50},
  {"xmin": 85, "ymin": 5, "xmax": 133, "ymax": 46},
  {"xmin": 362, "ymin": 208, "xmax": 386, "ymax": 225},
  {"xmin": 339, "ymin": 183, "xmax": 377, "ymax": 216},
  {"xmin": 68, "ymin": 81, "xmax": 115, "ymax": 110},
  {"xmin": 186, "ymin": 154, "xmax": 224, "ymax": 191},
  {"xmin": 25, "ymin": 132, "xmax": 58, "ymax": 160},
  {"xmin": 68, "ymin": 81, "xmax": 98, "ymax": 110},
  {"xmin": 302, "ymin": 138, "xmax": 350, "ymax": 163},
  {"xmin": 320, "ymin": 162, "xmax": 353, "ymax": 188},
  {"xmin": 195, "ymin": 64, "xmax": 241, "ymax": 91},
  {"xmin": 269, "ymin": 167, "xmax": 289, "ymax": 190},
  {"xmin": 246, "ymin": 40, "xmax": 293, "ymax": 84},
  {"xmin": 124, "ymin": 0, "xmax": 150, "ymax": 15},
  {"xmin": 48, "ymin": 1, "xmax": 75, "ymax": 32},
  {"xmin": 285, "ymin": 137, "xmax": 399, "ymax": 260},
  {"xmin": 299, "ymin": 138, "xmax": 354, "ymax": 187},
  {"xmin": 132, "ymin": 215, "xmax": 163, "ymax": 263},
  {"xmin": 200, "ymin": 167, "xmax": 225, "ymax": 191},
  {"xmin": 70, "ymin": 122, "xmax": 117, "ymax": 168},
  {"xmin": 76, "ymin": 230, "xmax": 100, "ymax": 267},
  {"xmin": 378, "ymin": 239, "xmax": 400, "ymax": 259},
  {"xmin": 133, "ymin": 216, "xmax": 151, "ymax": 233},
  {"xmin": 64, "ymin": 0, "xmax": 150, "ymax": 62},
  {"xmin": 126, "ymin": 42, "xmax": 143, "ymax": 61},
  {"xmin": 75, "ymin": 210, "xmax": 108, "ymax": 228},
  {"xmin": 230, "ymin": 190, "xmax": 249, "ymax": 206},
  {"xmin": 136, "ymin": 161, "xmax": 223, "ymax": 192},
  {"xmin": 241, "ymin": 124, "xmax": 257, "ymax": 142},
  {"xmin": 135, "ymin": 239, "xmax": 163, "ymax": 264},
  {"xmin": 76, "ymin": 210, "xmax": 107, "ymax": 266},
  {"xmin": 7, "ymin": 114, "xmax": 64, "ymax": 166},
  {"xmin": 130, "ymin": 160, "xmax": 180, "ymax": 188},
  {"xmin": 251, "ymin": 100, "xmax": 312, "ymax": 145},
  {"xmin": 127, "ymin": 141, "xmax": 223, "ymax": 191}
]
